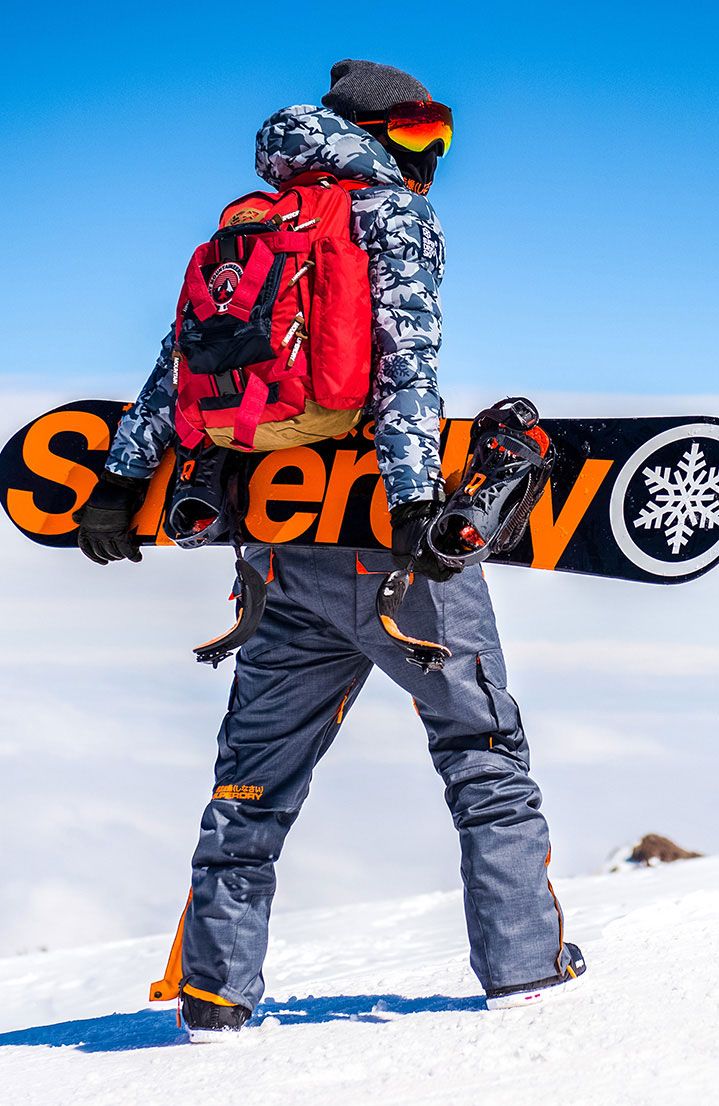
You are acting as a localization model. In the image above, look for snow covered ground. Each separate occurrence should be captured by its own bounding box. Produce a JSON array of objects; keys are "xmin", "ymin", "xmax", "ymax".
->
[{"xmin": 0, "ymin": 856, "xmax": 716, "ymax": 1106}]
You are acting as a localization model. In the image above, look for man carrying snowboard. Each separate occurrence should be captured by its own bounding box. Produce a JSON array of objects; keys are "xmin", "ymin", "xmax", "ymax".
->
[{"xmin": 77, "ymin": 59, "xmax": 585, "ymax": 1039}]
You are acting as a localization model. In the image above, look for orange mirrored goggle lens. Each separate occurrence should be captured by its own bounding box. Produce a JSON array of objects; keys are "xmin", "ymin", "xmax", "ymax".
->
[{"xmin": 386, "ymin": 101, "xmax": 454, "ymax": 155}]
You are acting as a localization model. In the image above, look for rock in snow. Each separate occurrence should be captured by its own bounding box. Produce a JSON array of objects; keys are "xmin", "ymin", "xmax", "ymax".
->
[
  {"xmin": 604, "ymin": 833, "xmax": 704, "ymax": 872},
  {"xmin": 0, "ymin": 857, "xmax": 717, "ymax": 1106},
  {"xmin": 629, "ymin": 833, "xmax": 704, "ymax": 865}
]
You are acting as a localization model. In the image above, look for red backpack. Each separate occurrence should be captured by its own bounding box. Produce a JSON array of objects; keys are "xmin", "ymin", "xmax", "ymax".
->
[{"xmin": 173, "ymin": 173, "xmax": 372, "ymax": 453}]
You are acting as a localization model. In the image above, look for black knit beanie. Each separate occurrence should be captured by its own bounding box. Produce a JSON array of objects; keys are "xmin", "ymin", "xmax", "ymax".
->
[{"xmin": 322, "ymin": 58, "xmax": 429, "ymax": 117}]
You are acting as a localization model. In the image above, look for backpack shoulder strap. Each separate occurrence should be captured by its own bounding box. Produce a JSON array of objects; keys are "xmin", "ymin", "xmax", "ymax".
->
[
  {"xmin": 277, "ymin": 172, "xmax": 371, "ymax": 194},
  {"xmin": 338, "ymin": 180, "xmax": 371, "ymax": 193}
]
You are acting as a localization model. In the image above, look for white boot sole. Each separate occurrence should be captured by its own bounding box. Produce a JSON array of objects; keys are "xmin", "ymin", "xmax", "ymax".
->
[
  {"xmin": 486, "ymin": 972, "xmax": 583, "ymax": 1011},
  {"xmin": 187, "ymin": 1026, "xmax": 245, "ymax": 1044}
]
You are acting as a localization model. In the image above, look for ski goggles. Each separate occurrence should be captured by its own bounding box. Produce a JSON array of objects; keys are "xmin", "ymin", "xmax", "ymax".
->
[{"xmin": 355, "ymin": 100, "xmax": 454, "ymax": 156}]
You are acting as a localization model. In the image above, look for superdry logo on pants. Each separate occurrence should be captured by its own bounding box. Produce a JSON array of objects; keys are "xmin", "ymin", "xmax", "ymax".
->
[{"xmin": 212, "ymin": 784, "xmax": 265, "ymax": 801}]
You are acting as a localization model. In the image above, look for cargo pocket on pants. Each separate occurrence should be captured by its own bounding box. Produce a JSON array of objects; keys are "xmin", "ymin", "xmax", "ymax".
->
[{"xmin": 475, "ymin": 649, "xmax": 509, "ymax": 738}]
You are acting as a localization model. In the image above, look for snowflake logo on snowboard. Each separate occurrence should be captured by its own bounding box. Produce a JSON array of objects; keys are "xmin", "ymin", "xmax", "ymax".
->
[{"xmin": 633, "ymin": 442, "xmax": 719, "ymax": 555}]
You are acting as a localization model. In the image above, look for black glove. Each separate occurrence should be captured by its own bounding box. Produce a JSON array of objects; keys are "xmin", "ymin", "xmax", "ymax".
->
[
  {"xmin": 390, "ymin": 501, "xmax": 462, "ymax": 584},
  {"xmin": 73, "ymin": 472, "xmax": 149, "ymax": 565}
]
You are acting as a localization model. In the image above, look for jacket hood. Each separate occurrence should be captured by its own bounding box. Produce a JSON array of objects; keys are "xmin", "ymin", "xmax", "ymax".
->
[{"xmin": 255, "ymin": 104, "xmax": 406, "ymax": 190}]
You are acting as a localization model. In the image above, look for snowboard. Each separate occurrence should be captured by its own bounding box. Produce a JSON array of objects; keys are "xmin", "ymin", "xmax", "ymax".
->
[{"xmin": 2, "ymin": 399, "xmax": 719, "ymax": 585}]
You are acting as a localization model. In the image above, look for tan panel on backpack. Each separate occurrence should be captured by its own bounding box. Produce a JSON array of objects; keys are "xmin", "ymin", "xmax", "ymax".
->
[{"xmin": 204, "ymin": 400, "xmax": 363, "ymax": 452}]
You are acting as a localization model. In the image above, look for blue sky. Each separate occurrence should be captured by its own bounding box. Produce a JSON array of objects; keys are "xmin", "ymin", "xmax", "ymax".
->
[{"xmin": 1, "ymin": 0, "xmax": 717, "ymax": 400}]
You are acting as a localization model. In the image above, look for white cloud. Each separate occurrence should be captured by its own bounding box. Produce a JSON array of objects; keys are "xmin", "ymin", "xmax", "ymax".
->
[
  {"xmin": 528, "ymin": 714, "xmax": 671, "ymax": 765},
  {"xmin": 442, "ymin": 387, "xmax": 719, "ymax": 419},
  {"xmin": 508, "ymin": 638, "xmax": 719, "ymax": 679}
]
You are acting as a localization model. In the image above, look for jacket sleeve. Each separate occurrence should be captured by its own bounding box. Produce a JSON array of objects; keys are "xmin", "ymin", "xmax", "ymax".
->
[
  {"xmin": 352, "ymin": 189, "xmax": 446, "ymax": 511},
  {"xmin": 104, "ymin": 329, "xmax": 177, "ymax": 479}
]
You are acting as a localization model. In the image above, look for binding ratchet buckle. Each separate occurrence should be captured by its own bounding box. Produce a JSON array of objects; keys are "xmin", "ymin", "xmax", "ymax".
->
[{"xmin": 376, "ymin": 568, "xmax": 452, "ymax": 674}]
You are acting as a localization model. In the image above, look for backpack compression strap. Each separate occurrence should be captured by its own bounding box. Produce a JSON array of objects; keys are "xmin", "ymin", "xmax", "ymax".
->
[{"xmin": 177, "ymin": 232, "xmax": 310, "ymax": 328}]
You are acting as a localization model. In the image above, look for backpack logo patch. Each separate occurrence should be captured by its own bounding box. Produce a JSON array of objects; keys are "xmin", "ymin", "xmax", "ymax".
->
[
  {"xmin": 208, "ymin": 262, "xmax": 244, "ymax": 312},
  {"xmin": 229, "ymin": 207, "xmax": 266, "ymax": 225}
]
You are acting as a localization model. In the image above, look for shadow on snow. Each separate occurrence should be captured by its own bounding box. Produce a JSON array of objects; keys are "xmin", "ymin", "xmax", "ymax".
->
[{"xmin": 0, "ymin": 993, "xmax": 488, "ymax": 1053}]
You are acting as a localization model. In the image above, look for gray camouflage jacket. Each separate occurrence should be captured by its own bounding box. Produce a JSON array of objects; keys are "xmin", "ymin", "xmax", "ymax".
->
[{"xmin": 106, "ymin": 104, "xmax": 446, "ymax": 509}]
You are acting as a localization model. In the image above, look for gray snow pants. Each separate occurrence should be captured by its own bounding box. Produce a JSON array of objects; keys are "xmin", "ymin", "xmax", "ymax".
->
[{"xmin": 182, "ymin": 546, "xmax": 568, "ymax": 1010}]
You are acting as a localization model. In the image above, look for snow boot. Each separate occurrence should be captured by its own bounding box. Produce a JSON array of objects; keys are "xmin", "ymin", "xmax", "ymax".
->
[
  {"xmin": 181, "ymin": 991, "xmax": 251, "ymax": 1043},
  {"xmin": 485, "ymin": 942, "xmax": 587, "ymax": 1011}
]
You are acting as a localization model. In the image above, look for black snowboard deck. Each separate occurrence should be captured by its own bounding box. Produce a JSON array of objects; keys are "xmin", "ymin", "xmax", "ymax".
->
[{"xmin": 2, "ymin": 399, "xmax": 719, "ymax": 585}]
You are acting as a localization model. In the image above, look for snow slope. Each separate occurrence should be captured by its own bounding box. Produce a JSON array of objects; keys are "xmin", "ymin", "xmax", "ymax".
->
[{"xmin": 0, "ymin": 857, "xmax": 716, "ymax": 1106}]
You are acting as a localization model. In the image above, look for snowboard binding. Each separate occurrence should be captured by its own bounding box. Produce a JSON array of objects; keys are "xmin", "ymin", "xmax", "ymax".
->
[
  {"xmin": 377, "ymin": 398, "xmax": 554, "ymax": 674},
  {"xmin": 376, "ymin": 566, "xmax": 452, "ymax": 674},
  {"xmin": 426, "ymin": 396, "xmax": 555, "ymax": 568},
  {"xmin": 193, "ymin": 554, "xmax": 267, "ymax": 668},
  {"xmin": 166, "ymin": 443, "xmax": 231, "ymax": 550},
  {"xmin": 167, "ymin": 449, "xmax": 268, "ymax": 666}
]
